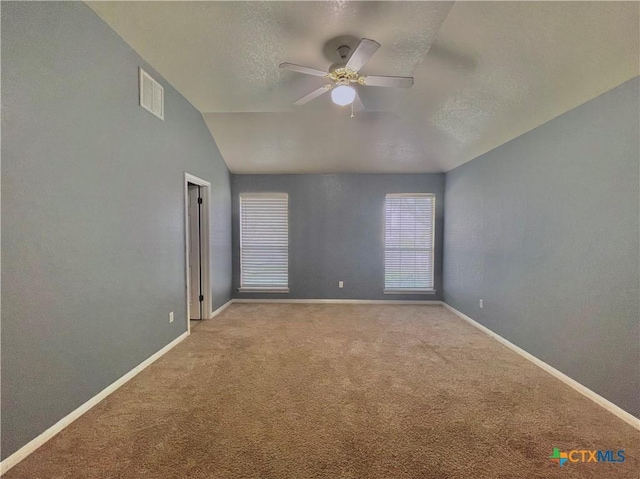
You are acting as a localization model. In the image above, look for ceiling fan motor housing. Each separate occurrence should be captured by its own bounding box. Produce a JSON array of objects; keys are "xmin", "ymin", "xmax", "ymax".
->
[{"xmin": 327, "ymin": 67, "xmax": 361, "ymax": 84}]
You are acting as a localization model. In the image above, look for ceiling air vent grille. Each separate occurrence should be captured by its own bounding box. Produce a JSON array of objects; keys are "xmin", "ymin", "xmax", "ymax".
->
[{"xmin": 139, "ymin": 68, "xmax": 164, "ymax": 120}]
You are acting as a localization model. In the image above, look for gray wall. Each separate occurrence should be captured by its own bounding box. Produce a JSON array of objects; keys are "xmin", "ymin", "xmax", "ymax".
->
[
  {"xmin": 444, "ymin": 77, "xmax": 640, "ymax": 417},
  {"xmin": 1, "ymin": 2, "xmax": 232, "ymax": 458},
  {"xmin": 231, "ymin": 174, "xmax": 445, "ymax": 300}
]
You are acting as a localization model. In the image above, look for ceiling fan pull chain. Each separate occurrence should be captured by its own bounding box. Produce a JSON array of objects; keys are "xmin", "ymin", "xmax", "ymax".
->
[{"xmin": 351, "ymin": 101, "xmax": 355, "ymax": 118}]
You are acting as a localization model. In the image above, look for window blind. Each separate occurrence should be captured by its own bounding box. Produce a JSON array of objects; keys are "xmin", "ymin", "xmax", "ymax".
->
[
  {"xmin": 384, "ymin": 194, "xmax": 435, "ymax": 292},
  {"xmin": 240, "ymin": 193, "xmax": 289, "ymax": 291}
]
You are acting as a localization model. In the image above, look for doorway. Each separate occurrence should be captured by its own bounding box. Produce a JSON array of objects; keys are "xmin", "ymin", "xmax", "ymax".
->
[
  {"xmin": 188, "ymin": 184, "xmax": 203, "ymax": 321},
  {"xmin": 184, "ymin": 173, "xmax": 212, "ymax": 334}
]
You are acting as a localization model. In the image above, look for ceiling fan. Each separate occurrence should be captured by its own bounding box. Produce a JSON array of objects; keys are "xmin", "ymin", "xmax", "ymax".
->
[{"xmin": 279, "ymin": 38, "xmax": 414, "ymax": 115}]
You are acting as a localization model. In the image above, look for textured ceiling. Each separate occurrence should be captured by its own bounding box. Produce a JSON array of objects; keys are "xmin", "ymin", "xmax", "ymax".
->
[{"xmin": 88, "ymin": 1, "xmax": 639, "ymax": 173}]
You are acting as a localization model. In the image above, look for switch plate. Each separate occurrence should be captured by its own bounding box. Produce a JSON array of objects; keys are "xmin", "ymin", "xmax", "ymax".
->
[
  {"xmin": 169, "ymin": 311, "xmax": 174, "ymax": 323},
  {"xmin": 479, "ymin": 300, "xmax": 483, "ymax": 309},
  {"xmin": 338, "ymin": 281, "xmax": 344, "ymax": 288}
]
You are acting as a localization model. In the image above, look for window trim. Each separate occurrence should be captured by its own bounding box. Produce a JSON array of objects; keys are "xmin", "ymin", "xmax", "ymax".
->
[
  {"xmin": 383, "ymin": 289, "xmax": 436, "ymax": 294},
  {"xmin": 384, "ymin": 193, "xmax": 436, "ymax": 293},
  {"xmin": 239, "ymin": 192, "xmax": 290, "ymax": 293},
  {"xmin": 238, "ymin": 287, "xmax": 290, "ymax": 294}
]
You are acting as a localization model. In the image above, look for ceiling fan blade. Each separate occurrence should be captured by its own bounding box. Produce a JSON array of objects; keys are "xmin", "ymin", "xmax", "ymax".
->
[
  {"xmin": 279, "ymin": 62, "xmax": 328, "ymax": 77},
  {"xmin": 353, "ymin": 90, "xmax": 364, "ymax": 114},
  {"xmin": 293, "ymin": 85, "xmax": 332, "ymax": 105},
  {"xmin": 345, "ymin": 38, "xmax": 381, "ymax": 72},
  {"xmin": 361, "ymin": 75, "xmax": 414, "ymax": 88}
]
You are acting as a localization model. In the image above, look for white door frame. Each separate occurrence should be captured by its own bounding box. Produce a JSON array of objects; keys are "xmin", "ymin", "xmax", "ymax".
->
[{"xmin": 184, "ymin": 172, "xmax": 212, "ymax": 334}]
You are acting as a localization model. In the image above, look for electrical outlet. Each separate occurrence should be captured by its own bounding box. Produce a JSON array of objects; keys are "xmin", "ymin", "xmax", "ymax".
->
[
  {"xmin": 479, "ymin": 299, "xmax": 483, "ymax": 309},
  {"xmin": 169, "ymin": 311, "xmax": 174, "ymax": 323},
  {"xmin": 339, "ymin": 281, "xmax": 344, "ymax": 288}
]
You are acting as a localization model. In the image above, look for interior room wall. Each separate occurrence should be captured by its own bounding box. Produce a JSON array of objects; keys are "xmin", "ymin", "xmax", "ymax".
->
[
  {"xmin": 443, "ymin": 77, "xmax": 640, "ymax": 417},
  {"xmin": 231, "ymin": 174, "xmax": 445, "ymax": 301},
  {"xmin": 1, "ymin": 1, "xmax": 232, "ymax": 459}
]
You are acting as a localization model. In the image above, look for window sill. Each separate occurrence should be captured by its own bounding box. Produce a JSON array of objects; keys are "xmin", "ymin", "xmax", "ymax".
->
[
  {"xmin": 238, "ymin": 287, "xmax": 290, "ymax": 294},
  {"xmin": 384, "ymin": 289, "xmax": 436, "ymax": 295}
]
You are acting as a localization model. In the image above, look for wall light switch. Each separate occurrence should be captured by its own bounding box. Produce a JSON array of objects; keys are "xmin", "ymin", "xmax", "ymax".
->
[
  {"xmin": 169, "ymin": 311, "xmax": 174, "ymax": 323},
  {"xmin": 479, "ymin": 300, "xmax": 483, "ymax": 309},
  {"xmin": 339, "ymin": 281, "xmax": 344, "ymax": 288}
]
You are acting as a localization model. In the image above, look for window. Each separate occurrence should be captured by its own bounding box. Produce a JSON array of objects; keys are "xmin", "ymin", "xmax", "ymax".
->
[
  {"xmin": 384, "ymin": 194, "xmax": 435, "ymax": 293},
  {"xmin": 240, "ymin": 193, "xmax": 289, "ymax": 292}
]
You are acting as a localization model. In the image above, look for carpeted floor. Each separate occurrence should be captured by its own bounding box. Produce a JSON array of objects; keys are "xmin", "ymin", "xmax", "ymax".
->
[{"xmin": 5, "ymin": 304, "xmax": 638, "ymax": 478}]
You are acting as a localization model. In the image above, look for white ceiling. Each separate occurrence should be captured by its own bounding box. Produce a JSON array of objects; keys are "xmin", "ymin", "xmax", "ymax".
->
[{"xmin": 88, "ymin": 1, "xmax": 639, "ymax": 173}]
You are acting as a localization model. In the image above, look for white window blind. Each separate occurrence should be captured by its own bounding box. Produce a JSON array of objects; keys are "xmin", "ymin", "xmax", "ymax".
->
[
  {"xmin": 384, "ymin": 194, "xmax": 435, "ymax": 292},
  {"xmin": 240, "ymin": 193, "xmax": 289, "ymax": 292}
]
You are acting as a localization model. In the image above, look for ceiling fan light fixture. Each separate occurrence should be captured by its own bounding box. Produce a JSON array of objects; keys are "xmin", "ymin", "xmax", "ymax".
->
[{"xmin": 331, "ymin": 85, "xmax": 356, "ymax": 106}]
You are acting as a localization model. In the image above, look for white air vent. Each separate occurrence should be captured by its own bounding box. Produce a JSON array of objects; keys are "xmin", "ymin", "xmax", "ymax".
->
[{"xmin": 139, "ymin": 68, "xmax": 164, "ymax": 120}]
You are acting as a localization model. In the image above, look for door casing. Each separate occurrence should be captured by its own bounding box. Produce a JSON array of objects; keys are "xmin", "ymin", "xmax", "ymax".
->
[{"xmin": 184, "ymin": 172, "xmax": 212, "ymax": 334}]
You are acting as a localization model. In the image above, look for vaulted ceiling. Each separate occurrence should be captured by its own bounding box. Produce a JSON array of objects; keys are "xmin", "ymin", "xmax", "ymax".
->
[{"xmin": 88, "ymin": 1, "xmax": 639, "ymax": 173}]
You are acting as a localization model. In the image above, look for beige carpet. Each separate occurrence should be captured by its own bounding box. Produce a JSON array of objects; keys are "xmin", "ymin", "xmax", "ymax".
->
[{"xmin": 5, "ymin": 304, "xmax": 638, "ymax": 478}]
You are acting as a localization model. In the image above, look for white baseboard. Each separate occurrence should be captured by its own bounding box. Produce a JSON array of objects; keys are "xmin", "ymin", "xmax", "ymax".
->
[
  {"xmin": 0, "ymin": 331, "xmax": 189, "ymax": 475},
  {"xmin": 441, "ymin": 302, "xmax": 640, "ymax": 430},
  {"xmin": 232, "ymin": 299, "xmax": 443, "ymax": 305},
  {"xmin": 210, "ymin": 299, "xmax": 233, "ymax": 318}
]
